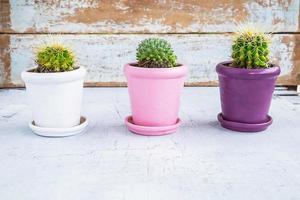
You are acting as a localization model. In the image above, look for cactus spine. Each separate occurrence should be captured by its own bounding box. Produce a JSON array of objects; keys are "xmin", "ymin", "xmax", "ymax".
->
[
  {"xmin": 232, "ymin": 27, "xmax": 270, "ymax": 69},
  {"xmin": 136, "ymin": 38, "xmax": 177, "ymax": 68},
  {"xmin": 35, "ymin": 44, "xmax": 75, "ymax": 73}
]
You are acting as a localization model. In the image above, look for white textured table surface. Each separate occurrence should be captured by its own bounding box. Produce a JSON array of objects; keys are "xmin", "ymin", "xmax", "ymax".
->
[{"xmin": 0, "ymin": 88, "xmax": 299, "ymax": 200}]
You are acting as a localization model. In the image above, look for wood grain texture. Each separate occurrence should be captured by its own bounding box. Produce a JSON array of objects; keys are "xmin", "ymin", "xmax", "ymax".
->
[
  {"xmin": 0, "ymin": 34, "xmax": 298, "ymax": 87},
  {"xmin": 0, "ymin": 35, "xmax": 10, "ymax": 86},
  {"xmin": 1, "ymin": 0, "xmax": 299, "ymax": 33},
  {"xmin": 1, "ymin": 1, "xmax": 299, "ymax": 87},
  {"xmin": 277, "ymin": 34, "xmax": 300, "ymax": 85},
  {"xmin": 0, "ymin": 0, "xmax": 11, "ymax": 32}
]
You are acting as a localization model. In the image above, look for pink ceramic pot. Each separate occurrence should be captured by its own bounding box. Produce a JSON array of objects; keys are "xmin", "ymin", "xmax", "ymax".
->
[{"xmin": 124, "ymin": 63, "xmax": 187, "ymax": 128}]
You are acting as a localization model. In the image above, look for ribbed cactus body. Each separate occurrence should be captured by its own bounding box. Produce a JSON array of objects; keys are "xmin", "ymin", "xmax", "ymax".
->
[
  {"xmin": 35, "ymin": 44, "xmax": 75, "ymax": 72},
  {"xmin": 136, "ymin": 38, "xmax": 177, "ymax": 68},
  {"xmin": 232, "ymin": 30, "xmax": 270, "ymax": 69}
]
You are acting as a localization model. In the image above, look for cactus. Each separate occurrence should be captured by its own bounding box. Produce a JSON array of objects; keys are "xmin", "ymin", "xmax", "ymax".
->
[
  {"xmin": 232, "ymin": 27, "xmax": 271, "ymax": 69},
  {"xmin": 136, "ymin": 38, "xmax": 177, "ymax": 68},
  {"xmin": 35, "ymin": 44, "xmax": 75, "ymax": 72}
]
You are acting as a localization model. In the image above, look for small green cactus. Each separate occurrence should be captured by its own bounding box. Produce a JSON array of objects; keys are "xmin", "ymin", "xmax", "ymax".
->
[
  {"xmin": 232, "ymin": 27, "xmax": 271, "ymax": 69},
  {"xmin": 136, "ymin": 38, "xmax": 177, "ymax": 68},
  {"xmin": 35, "ymin": 44, "xmax": 75, "ymax": 72}
]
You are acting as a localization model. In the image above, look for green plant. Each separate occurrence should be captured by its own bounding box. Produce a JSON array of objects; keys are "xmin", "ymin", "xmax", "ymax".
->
[
  {"xmin": 136, "ymin": 38, "xmax": 177, "ymax": 68},
  {"xmin": 232, "ymin": 27, "xmax": 271, "ymax": 69},
  {"xmin": 35, "ymin": 44, "xmax": 75, "ymax": 72}
]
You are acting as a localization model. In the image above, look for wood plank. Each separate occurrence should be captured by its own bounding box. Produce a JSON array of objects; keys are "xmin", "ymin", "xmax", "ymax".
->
[
  {"xmin": 0, "ymin": 0, "xmax": 11, "ymax": 32},
  {"xmin": 277, "ymin": 34, "xmax": 300, "ymax": 85},
  {"xmin": 0, "ymin": 35, "xmax": 10, "ymax": 86},
  {"xmin": 1, "ymin": 0, "xmax": 299, "ymax": 33},
  {"xmin": 0, "ymin": 34, "xmax": 299, "ymax": 87}
]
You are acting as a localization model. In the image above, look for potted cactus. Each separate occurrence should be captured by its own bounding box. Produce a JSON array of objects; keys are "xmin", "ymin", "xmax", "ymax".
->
[
  {"xmin": 21, "ymin": 43, "xmax": 87, "ymax": 137},
  {"xmin": 216, "ymin": 26, "xmax": 280, "ymax": 132},
  {"xmin": 124, "ymin": 38, "xmax": 188, "ymax": 136}
]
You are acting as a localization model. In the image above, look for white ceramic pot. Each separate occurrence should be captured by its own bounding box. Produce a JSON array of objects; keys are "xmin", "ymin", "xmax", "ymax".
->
[{"xmin": 21, "ymin": 67, "xmax": 86, "ymax": 128}]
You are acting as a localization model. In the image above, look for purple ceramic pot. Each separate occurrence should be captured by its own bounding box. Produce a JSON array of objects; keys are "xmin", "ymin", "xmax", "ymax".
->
[{"xmin": 216, "ymin": 61, "xmax": 281, "ymax": 132}]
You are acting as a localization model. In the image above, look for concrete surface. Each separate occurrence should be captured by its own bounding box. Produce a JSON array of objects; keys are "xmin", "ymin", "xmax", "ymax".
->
[{"xmin": 0, "ymin": 87, "xmax": 299, "ymax": 200}]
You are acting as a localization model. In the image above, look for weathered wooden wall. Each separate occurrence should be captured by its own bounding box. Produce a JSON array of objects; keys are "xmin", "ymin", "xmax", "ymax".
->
[{"xmin": 0, "ymin": 0, "xmax": 299, "ymax": 87}]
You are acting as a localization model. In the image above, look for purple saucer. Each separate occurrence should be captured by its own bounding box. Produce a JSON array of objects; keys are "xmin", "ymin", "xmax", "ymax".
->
[{"xmin": 217, "ymin": 113, "xmax": 273, "ymax": 132}]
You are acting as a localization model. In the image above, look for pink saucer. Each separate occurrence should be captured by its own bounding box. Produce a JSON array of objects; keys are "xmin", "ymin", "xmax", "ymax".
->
[
  {"xmin": 125, "ymin": 116, "xmax": 181, "ymax": 136},
  {"xmin": 217, "ymin": 113, "xmax": 273, "ymax": 132}
]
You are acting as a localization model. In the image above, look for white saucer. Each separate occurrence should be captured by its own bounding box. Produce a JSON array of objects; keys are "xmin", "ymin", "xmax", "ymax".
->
[{"xmin": 29, "ymin": 116, "xmax": 88, "ymax": 137}]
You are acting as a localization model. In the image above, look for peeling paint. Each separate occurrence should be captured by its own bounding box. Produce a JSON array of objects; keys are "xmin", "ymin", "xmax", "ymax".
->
[
  {"xmin": 0, "ymin": 35, "xmax": 11, "ymax": 86},
  {"xmin": 277, "ymin": 35, "xmax": 300, "ymax": 85},
  {"xmin": 245, "ymin": 0, "xmax": 300, "ymax": 32},
  {"xmin": 5, "ymin": 0, "xmax": 300, "ymax": 33},
  {"xmin": 0, "ymin": 0, "xmax": 11, "ymax": 32},
  {"xmin": 64, "ymin": 0, "xmax": 247, "ymax": 32},
  {"xmin": 6, "ymin": 34, "xmax": 298, "ymax": 87},
  {"xmin": 256, "ymin": 0, "xmax": 294, "ymax": 11},
  {"xmin": 1, "ymin": 1, "xmax": 299, "ymax": 87}
]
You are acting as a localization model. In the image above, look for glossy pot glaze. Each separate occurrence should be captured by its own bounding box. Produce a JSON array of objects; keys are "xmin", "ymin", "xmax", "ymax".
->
[{"xmin": 216, "ymin": 61, "xmax": 280, "ymax": 131}]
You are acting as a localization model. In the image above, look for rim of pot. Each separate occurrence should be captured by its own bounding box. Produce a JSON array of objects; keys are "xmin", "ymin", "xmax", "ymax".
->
[
  {"xmin": 21, "ymin": 67, "xmax": 86, "ymax": 84},
  {"xmin": 124, "ymin": 63, "xmax": 188, "ymax": 79},
  {"xmin": 216, "ymin": 61, "xmax": 280, "ymax": 80}
]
